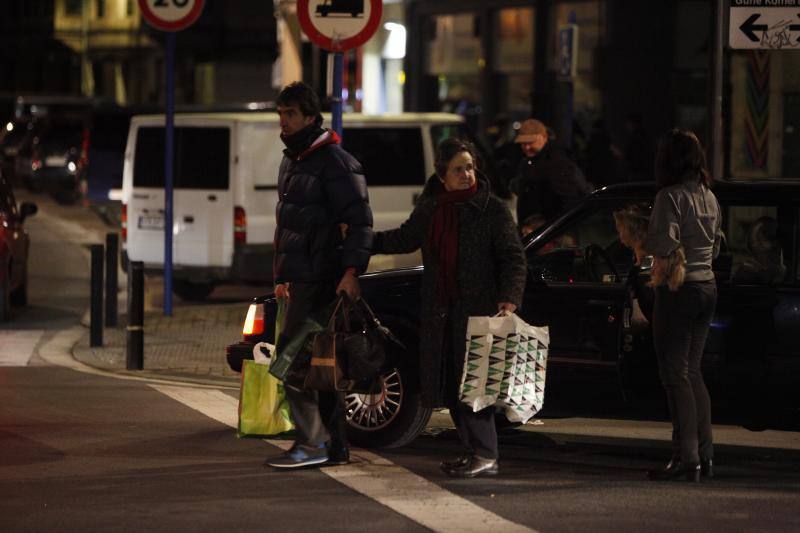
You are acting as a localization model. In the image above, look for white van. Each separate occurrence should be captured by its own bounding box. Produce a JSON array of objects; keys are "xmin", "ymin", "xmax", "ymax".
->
[{"xmin": 121, "ymin": 112, "xmax": 466, "ymax": 299}]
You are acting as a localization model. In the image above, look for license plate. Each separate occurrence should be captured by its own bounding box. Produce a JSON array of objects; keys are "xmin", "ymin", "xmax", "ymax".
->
[
  {"xmin": 45, "ymin": 155, "xmax": 66, "ymax": 167},
  {"xmin": 138, "ymin": 215, "xmax": 164, "ymax": 230}
]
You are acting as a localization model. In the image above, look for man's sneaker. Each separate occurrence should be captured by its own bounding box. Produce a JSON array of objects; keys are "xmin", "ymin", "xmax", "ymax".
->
[
  {"xmin": 326, "ymin": 446, "xmax": 350, "ymax": 466},
  {"xmin": 264, "ymin": 443, "xmax": 329, "ymax": 469}
]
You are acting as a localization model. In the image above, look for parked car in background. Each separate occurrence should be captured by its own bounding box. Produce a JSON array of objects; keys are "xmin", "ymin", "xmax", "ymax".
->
[
  {"xmin": 226, "ymin": 180, "xmax": 800, "ymax": 449},
  {"xmin": 0, "ymin": 173, "xmax": 37, "ymax": 321},
  {"xmin": 0, "ymin": 117, "xmax": 36, "ymax": 184},
  {"xmin": 29, "ymin": 115, "xmax": 87, "ymax": 204}
]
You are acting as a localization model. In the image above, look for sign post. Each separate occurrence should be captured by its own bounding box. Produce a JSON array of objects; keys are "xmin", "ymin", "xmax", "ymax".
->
[
  {"xmin": 297, "ymin": 0, "xmax": 383, "ymax": 139},
  {"xmin": 137, "ymin": 0, "xmax": 204, "ymax": 316}
]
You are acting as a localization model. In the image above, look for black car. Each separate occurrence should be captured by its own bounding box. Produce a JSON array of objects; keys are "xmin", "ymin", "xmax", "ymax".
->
[
  {"xmin": 29, "ymin": 116, "xmax": 87, "ymax": 204},
  {"xmin": 227, "ymin": 181, "xmax": 800, "ymax": 448},
  {"xmin": 0, "ymin": 173, "xmax": 36, "ymax": 320}
]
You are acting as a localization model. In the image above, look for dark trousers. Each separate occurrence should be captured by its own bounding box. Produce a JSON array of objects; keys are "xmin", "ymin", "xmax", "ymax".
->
[
  {"xmin": 444, "ymin": 315, "xmax": 499, "ymax": 460},
  {"xmin": 652, "ymin": 280, "xmax": 717, "ymax": 465},
  {"xmin": 278, "ymin": 281, "xmax": 347, "ymax": 449}
]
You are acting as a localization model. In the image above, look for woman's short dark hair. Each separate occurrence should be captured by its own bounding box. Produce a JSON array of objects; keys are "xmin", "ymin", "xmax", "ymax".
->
[
  {"xmin": 276, "ymin": 82, "xmax": 322, "ymax": 121},
  {"xmin": 654, "ymin": 128, "xmax": 711, "ymax": 189},
  {"xmin": 435, "ymin": 138, "xmax": 478, "ymax": 178}
]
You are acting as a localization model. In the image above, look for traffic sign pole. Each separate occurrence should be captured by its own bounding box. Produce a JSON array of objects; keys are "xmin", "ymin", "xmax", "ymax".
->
[
  {"xmin": 332, "ymin": 52, "xmax": 344, "ymax": 139},
  {"xmin": 164, "ymin": 31, "xmax": 175, "ymax": 316},
  {"xmin": 137, "ymin": 0, "xmax": 204, "ymax": 316}
]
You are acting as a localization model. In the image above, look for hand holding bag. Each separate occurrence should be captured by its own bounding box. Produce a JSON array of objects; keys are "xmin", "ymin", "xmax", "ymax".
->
[{"xmin": 459, "ymin": 312, "xmax": 549, "ymax": 423}]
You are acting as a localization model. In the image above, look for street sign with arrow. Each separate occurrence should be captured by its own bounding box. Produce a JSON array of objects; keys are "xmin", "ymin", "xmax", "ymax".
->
[{"xmin": 729, "ymin": 1, "xmax": 800, "ymax": 49}]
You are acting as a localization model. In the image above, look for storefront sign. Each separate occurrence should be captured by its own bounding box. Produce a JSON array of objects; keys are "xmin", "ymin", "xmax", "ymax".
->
[
  {"xmin": 297, "ymin": 0, "xmax": 383, "ymax": 51},
  {"xmin": 729, "ymin": 0, "xmax": 800, "ymax": 49},
  {"xmin": 557, "ymin": 24, "xmax": 579, "ymax": 80}
]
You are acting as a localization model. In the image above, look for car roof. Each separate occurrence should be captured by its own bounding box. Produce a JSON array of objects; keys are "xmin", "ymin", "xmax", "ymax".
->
[
  {"xmin": 130, "ymin": 112, "xmax": 465, "ymax": 126},
  {"xmin": 593, "ymin": 180, "xmax": 800, "ymax": 202}
]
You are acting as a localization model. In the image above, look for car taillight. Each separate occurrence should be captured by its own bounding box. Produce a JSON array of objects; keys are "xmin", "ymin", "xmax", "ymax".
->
[
  {"xmin": 242, "ymin": 303, "xmax": 264, "ymax": 336},
  {"xmin": 31, "ymin": 159, "xmax": 41, "ymax": 171},
  {"xmin": 234, "ymin": 206, "xmax": 246, "ymax": 245},
  {"xmin": 121, "ymin": 203, "xmax": 127, "ymax": 241},
  {"xmin": 80, "ymin": 126, "xmax": 89, "ymax": 167}
]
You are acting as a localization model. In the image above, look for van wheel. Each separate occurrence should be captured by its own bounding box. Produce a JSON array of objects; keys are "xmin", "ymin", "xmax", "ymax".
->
[
  {"xmin": 173, "ymin": 280, "xmax": 215, "ymax": 301},
  {"xmin": 345, "ymin": 367, "xmax": 432, "ymax": 449}
]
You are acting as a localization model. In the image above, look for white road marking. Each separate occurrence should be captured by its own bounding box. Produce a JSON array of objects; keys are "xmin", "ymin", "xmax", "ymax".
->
[
  {"xmin": 150, "ymin": 384, "xmax": 536, "ymax": 533},
  {"xmin": 0, "ymin": 330, "xmax": 44, "ymax": 366}
]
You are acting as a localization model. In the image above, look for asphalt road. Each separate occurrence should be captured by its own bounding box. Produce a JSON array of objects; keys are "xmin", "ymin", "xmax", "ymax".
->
[{"xmin": 1, "ymin": 193, "xmax": 799, "ymax": 532}]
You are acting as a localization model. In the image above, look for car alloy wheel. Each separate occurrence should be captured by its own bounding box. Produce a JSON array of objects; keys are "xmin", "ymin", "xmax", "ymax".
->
[{"xmin": 345, "ymin": 369, "xmax": 403, "ymax": 431}]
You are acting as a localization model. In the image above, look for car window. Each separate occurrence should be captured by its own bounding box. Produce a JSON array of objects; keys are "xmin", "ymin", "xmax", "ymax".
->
[
  {"xmin": 528, "ymin": 205, "xmax": 636, "ymax": 283},
  {"xmin": 134, "ymin": 127, "xmax": 230, "ymax": 189},
  {"xmin": 726, "ymin": 205, "xmax": 788, "ymax": 285},
  {"xmin": 341, "ymin": 127, "xmax": 425, "ymax": 186}
]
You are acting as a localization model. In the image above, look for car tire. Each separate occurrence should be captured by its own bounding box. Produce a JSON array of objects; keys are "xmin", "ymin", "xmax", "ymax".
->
[
  {"xmin": 0, "ymin": 265, "xmax": 10, "ymax": 322},
  {"xmin": 9, "ymin": 264, "xmax": 27, "ymax": 306},
  {"xmin": 173, "ymin": 279, "xmax": 215, "ymax": 301},
  {"xmin": 345, "ymin": 366, "xmax": 433, "ymax": 449}
]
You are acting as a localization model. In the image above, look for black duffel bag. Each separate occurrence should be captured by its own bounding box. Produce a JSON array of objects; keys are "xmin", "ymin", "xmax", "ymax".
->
[{"xmin": 341, "ymin": 297, "xmax": 405, "ymax": 382}]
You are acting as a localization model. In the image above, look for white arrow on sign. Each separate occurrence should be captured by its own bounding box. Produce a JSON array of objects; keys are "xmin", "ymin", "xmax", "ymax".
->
[{"xmin": 729, "ymin": 8, "xmax": 800, "ymax": 49}]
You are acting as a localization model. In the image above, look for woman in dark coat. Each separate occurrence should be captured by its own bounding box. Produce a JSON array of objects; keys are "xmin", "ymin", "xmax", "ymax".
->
[{"xmin": 372, "ymin": 138, "xmax": 527, "ymax": 478}]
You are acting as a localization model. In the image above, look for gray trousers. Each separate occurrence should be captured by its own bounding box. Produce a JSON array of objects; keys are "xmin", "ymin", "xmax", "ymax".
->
[
  {"xmin": 652, "ymin": 280, "xmax": 717, "ymax": 465},
  {"xmin": 276, "ymin": 281, "xmax": 347, "ymax": 448}
]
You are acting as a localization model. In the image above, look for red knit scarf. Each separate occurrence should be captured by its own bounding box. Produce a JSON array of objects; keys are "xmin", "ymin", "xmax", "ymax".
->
[{"xmin": 428, "ymin": 181, "xmax": 478, "ymax": 306}]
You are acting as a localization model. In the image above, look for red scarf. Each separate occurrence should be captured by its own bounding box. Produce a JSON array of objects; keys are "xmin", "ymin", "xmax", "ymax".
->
[{"xmin": 428, "ymin": 181, "xmax": 478, "ymax": 306}]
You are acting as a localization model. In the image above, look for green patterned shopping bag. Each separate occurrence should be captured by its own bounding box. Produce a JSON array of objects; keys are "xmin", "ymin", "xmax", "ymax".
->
[{"xmin": 458, "ymin": 313, "xmax": 549, "ymax": 423}]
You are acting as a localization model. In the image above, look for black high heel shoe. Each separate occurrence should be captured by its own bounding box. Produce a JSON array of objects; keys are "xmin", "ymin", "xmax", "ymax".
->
[{"xmin": 647, "ymin": 459, "xmax": 701, "ymax": 482}]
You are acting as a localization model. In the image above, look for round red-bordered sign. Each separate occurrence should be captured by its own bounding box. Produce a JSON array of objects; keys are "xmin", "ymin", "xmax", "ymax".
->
[
  {"xmin": 297, "ymin": 0, "xmax": 383, "ymax": 52},
  {"xmin": 138, "ymin": 0, "xmax": 205, "ymax": 32}
]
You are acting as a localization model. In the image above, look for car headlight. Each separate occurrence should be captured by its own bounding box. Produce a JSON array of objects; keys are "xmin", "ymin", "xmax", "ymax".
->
[{"xmin": 242, "ymin": 303, "xmax": 264, "ymax": 336}]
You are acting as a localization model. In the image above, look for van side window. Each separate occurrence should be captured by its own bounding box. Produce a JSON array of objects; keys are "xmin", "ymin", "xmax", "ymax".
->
[
  {"xmin": 727, "ymin": 205, "xmax": 787, "ymax": 285},
  {"xmin": 342, "ymin": 128, "xmax": 425, "ymax": 186},
  {"xmin": 134, "ymin": 127, "xmax": 230, "ymax": 189}
]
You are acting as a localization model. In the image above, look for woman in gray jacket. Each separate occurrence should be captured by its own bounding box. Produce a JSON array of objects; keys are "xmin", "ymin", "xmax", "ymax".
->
[
  {"xmin": 372, "ymin": 138, "xmax": 526, "ymax": 478},
  {"xmin": 645, "ymin": 129, "xmax": 722, "ymax": 483}
]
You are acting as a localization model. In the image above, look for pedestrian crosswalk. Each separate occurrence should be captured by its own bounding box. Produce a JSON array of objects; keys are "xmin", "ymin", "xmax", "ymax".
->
[{"xmin": 0, "ymin": 330, "xmax": 45, "ymax": 366}]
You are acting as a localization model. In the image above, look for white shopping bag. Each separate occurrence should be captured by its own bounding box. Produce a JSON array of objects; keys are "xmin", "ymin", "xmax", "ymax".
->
[{"xmin": 459, "ymin": 313, "xmax": 549, "ymax": 423}]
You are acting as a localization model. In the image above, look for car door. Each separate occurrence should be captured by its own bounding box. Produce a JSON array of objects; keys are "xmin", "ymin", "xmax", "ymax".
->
[
  {"xmin": 0, "ymin": 177, "xmax": 23, "ymax": 286},
  {"xmin": 520, "ymin": 201, "xmax": 639, "ymax": 367}
]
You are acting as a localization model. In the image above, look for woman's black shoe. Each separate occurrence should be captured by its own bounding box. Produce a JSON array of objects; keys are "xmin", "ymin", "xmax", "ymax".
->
[
  {"xmin": 647, "ymin": 460, "xmax": 700, "ymax": 482},
  {"xmin": 701, "ymin": 459, "xmax": 713, "ymax": 478},
  {"xmin": 440, "ymin": 454, "xmax": 471, "ymax": 471},
  {"xmin": 443, "ymin": 455, "xmax": 498, "ymax": 478}
]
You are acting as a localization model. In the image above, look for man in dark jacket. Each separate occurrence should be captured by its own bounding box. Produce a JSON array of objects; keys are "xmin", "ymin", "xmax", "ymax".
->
[
  {"xmin": 265, "ymin": 82, "xmax": 373, "ymax": 469},
  {"xmin": 510, "ymin": 118, "xmax": 593, "ymax": 224}
]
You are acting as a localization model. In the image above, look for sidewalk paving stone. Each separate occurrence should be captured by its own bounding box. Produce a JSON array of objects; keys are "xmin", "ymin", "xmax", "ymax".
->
[{"xmin": 72, "ymin": 302, "xmax": 249, "ymax": 381}]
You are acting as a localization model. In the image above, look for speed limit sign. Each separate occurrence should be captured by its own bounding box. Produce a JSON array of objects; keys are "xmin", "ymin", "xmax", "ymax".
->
[{"xmin": 137, "ymin": 0, "xmax": 205, "ymax": 32}]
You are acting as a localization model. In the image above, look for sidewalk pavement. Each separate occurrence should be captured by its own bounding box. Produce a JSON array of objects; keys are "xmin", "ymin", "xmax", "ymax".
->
[{"xmin": 72, "ymin": 302, "xmax": 248, "ymax": 384}]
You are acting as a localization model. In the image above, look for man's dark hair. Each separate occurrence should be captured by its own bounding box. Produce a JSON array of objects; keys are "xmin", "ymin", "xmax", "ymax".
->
[
  {"xmin": 654, "ymin": 128, "xmax": 711, "ymax": 189},
  {"xmin": 435, "ymin": 138, "xmax": 478, "ymax": 178},
  {"xmin": 276, "ymin": 82, "xmax": 322, "ymax": 121}
]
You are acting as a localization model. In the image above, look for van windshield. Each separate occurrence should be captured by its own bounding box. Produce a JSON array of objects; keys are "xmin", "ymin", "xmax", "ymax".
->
[
  {"xmin": 342, "ymin": 127, "xmax": 425, "ymax": 186},
  {"xmin": 133, "ymin": 127, "xmax": 230, "ymax": 189}
]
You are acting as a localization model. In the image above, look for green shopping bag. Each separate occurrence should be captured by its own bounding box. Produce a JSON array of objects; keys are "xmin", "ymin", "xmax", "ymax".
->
[{"xmin": 237, "ymin": 299, "xmax": 294, "ymax": 437}]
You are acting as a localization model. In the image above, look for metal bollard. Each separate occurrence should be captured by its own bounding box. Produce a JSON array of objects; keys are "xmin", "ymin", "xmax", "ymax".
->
[
  {"xmin": 105, "ymin": 233, "xmax": 118, "ymax": 327},
  {"xmin": 90, "ymin": 244, "xmax": 104, "ymax": 347},
  {"xmin": 126, "ymin": 261, "xmax": 144, "ymax": 370}
]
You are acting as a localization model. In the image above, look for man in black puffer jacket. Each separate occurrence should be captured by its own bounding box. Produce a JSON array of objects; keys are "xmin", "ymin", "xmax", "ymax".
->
[{"xmin": 265, "ymin": 82, "xmax": 373, "ymax": 470}]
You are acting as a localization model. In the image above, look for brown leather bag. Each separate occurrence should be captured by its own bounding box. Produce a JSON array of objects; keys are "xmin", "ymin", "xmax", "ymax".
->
[{"xmin": 303, "ymin": 297, "xmax": 355, "ymax": 392}]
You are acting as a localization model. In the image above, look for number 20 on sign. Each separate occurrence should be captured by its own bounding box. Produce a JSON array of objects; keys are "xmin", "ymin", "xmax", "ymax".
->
[{"xmin": 137, "ymin": 0, "xmax": 205, "ymax": 32}]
